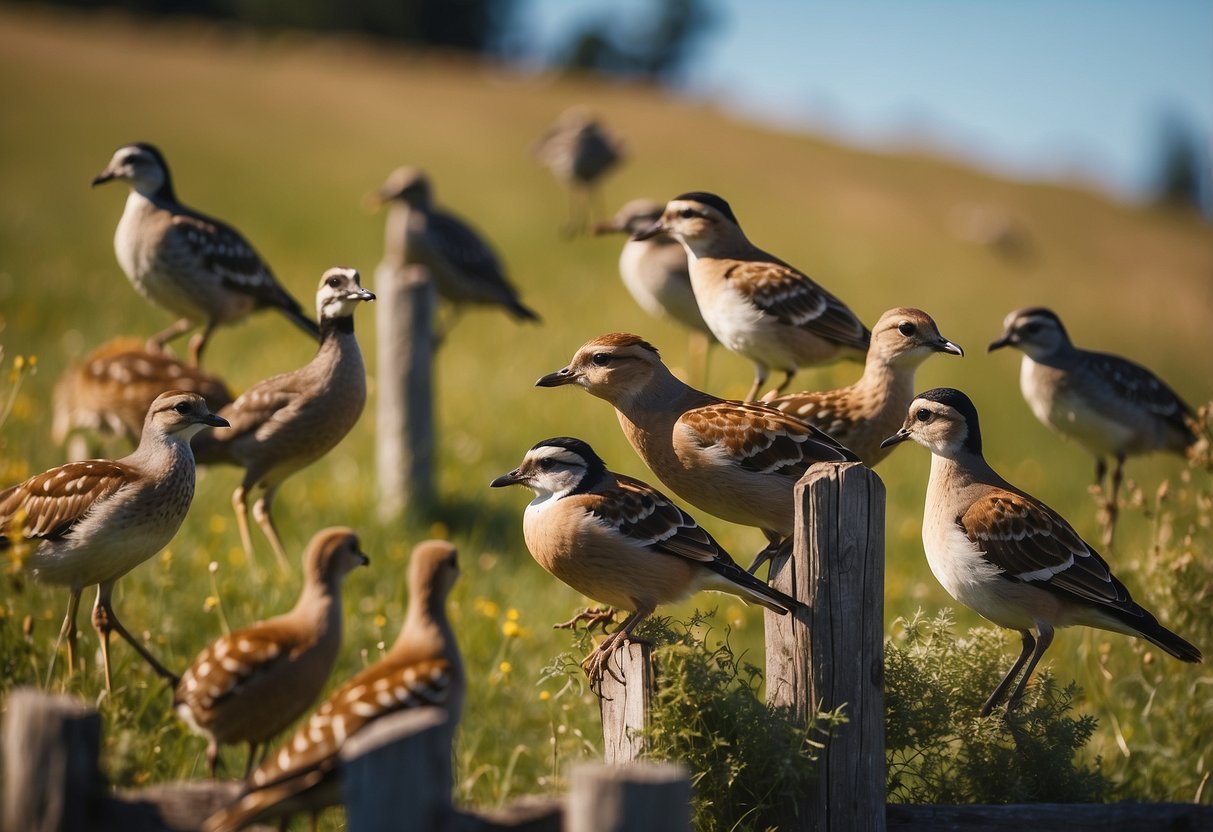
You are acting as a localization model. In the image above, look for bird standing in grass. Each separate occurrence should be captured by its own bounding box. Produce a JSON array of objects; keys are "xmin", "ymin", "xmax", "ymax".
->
[
  {"xmin": 634, "ymin": 192, "xmax": 870, "ymax": 401},
  {"xmin": 491, "ymin": 437, "xmax": 804, "ymax": 689},
  {"xmin": 989, "ymin": 307, "xmax": 1200, "ymax": 546},
  {"xmin": 536, "ymin": 333, "xmax": 858, "ymax": 575},
  {"xmin": 175, "ymin": 527, "xmax": 369, "ymax": 778},
  {"xmin": 880, "ymin": 387, "xmax": 1201, "ymax": 716},
  {"xmin": 370, "ymin": 166, "xmax": 540, "ymax": 339},
  {"xmin": 192, "ymin": 268, "xmax": 373, "ymax": 571},
  {"xmin": 763, "ymin": 308, "xmax": 963, "ymax": 467},
  {"xmin": 532, "ymin": 106, "xmax": 624, "ymax": 234},
  {"xmin": 203, "ymin": 539, "xmax": 463, "ymax": 832},
  {"xmin": 52, "ymin": 336, "xmax": 234, "ymax": 461},
  {"xmin": 92, "ymin": 143, "xmax": 319, "ymax": 365},
  {"xmin": 0, "ymin": 391, "xmax": 227, "ymax": 691}
]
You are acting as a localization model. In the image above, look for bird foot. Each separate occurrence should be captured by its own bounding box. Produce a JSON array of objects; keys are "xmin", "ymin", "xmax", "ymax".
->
[{"xmin": 554, "ymin": 606, "xmax": 619, "ymax": 633}]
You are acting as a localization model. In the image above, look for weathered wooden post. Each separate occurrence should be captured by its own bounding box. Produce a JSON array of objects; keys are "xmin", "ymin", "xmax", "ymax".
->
[
  {"xmin": 374, "ymin": 197, "xmax": 436, "ymax": 520},
  {"xmin": 598, "ymin": 642, "xmax": 653, "ymax": 764},
  {"xmin": 567, "ymin": 762, "xmax": 691, "ymax": 832},
  {"xmin": 765, "ymin": 461, "xmax": 886, "ymax": 832}
]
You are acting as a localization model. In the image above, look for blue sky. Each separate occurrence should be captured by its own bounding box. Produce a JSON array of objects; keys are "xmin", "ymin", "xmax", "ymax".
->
[{"xmin": 518, "ymin": 0, "xmax": 1213, "ymax": 200}]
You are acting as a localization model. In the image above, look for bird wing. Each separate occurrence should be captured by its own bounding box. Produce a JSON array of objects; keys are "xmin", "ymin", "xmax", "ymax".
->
[
  {"xmin": 247, "ymin": 657, "xmax": 455, "ymax": 792},
  {"xmin": 214, "ymin": 380, "xmax": 299, "ymax": 443},
  {"xmin": 0, "ymin": 461, "xmax": 133, "ymax": 542},
  {"xmin": 723, "ymin": 260, "xmax": 871, "ymax": 350},
  {"xmin": 1086, "ymin": 350, "xmax": 1196, "ymax": 425},
  {"xmin": 424, "ymin": 211, "xmax": 508, "ymax": 284},
  {"xmin": 588, "ymin": 474, "xmax": 730, "ymax": 565},
  {"xmin": 959, "ymin": 488, "xmax": 1128, "ymax": 607},
  {"xmin": 679, "ymin": 401, "xmax": 859, "ymax": 480},
  {"xmin": 764, "ymin": 387, "xmax": 854, "ymax": 442},
  {"xmin": 174, "ymin": 626, "xmax": 294, "ymax": 714},
  {"xmin": 170, "ymin": 212, "xmax": 309, "ymax": 319}
]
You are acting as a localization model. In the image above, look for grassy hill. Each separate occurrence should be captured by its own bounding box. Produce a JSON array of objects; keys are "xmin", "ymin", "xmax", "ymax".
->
[{"xmin": 1, "ymin": 7, "xmax": 1210, "ymax": 819}]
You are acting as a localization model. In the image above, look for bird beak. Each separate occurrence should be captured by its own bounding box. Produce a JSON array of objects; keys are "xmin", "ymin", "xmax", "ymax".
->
[
  {"xmin": 988, "ymin": 332, "xmax": 1013, "ymax": 352},
  {"xmin": 630, "ymin": 220, "xmax": 667, "ymax": 242},
  {"xmin": 535, "ymin": 366, "xmax": 579, "ymax": 387},
  {"xmin": 347, "ymin": 289, "xmax": 376, "ymax": 302},
  {"xmin": 357, "ymin": 551, "xmax": 371, "ymax": 567},
  {"xmin": 879, "ymin": 428, "xmax": 912, "ymax": 449},
  {"xmin": 936, "ymin": 338, "xmax": 965, "ymax": 357},
  {"xmin": 490, "ymin": 470, "xmax": 524, "ymax": 488},
  {"xmin": 91, "ymin": 169, "xmax": 115, "ymax": 187},
  {"xmin": 203, "ymin": 413, "xmax": 230, "ymax": 428}
]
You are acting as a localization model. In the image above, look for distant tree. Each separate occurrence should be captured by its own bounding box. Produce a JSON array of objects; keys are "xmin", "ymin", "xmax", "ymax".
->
[
  {"xmin": 558, "ymin": 0, "xmax": 718, "ymax": 84},
  {"xmin": 1150, "ymin": 113, "xmax": 1211, "ymax": 217}
]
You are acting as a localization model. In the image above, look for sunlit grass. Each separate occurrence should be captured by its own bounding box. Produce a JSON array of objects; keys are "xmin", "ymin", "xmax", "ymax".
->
[{"xmin": 0, "ymin": 8, "xmax": 1210, "ymax": 825}]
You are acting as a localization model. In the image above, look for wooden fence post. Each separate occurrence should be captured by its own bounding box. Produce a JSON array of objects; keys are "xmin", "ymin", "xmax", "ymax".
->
[
  {"xmin": 598, "ymin": 642, "xmax": 653, "ymax": 765},
  {"xmin": 374, "ymin": 252, "xmax": 436, "ymax": 520},
  {"xmin": 765, "ymin": 461, "xmax": 886, "ymax": 832},
  {"xmin": 2, "ymin": 687, "xmax": 103, "ymax": 832},
  {"xmin": 567, "ymin": 762, "xmax": 691, "ymax": 832}
]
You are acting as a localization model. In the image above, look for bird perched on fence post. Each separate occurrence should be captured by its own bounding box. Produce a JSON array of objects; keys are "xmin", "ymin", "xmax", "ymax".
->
[
  {"xmin": 536, "ymin": 333, "xmax": 858, "ymax": 575},
  {"xmin": 175, "ymin": 527, "xmax": 369, "ymax": 778},
  {"xmin": 989, "ymin": 307, "xmax": 1200, "ymax": 547},
  {"xmin": 880, "ymin": 387, "xmax": 1201, "ymax": 716},
  {"xmin": 491, "ymin": 437, "xmax": 804, "ymax": 690},
  {"xmin": 52, "ymin": 337, "xmax": 234, "ymax": 461},
  {"xmin": 369, "ymin": 166, "xmax": 539, "ymax": 340},
  {"xmin": 595, "ymin": 198, "xmax": 715, "ymax": 381},
  {"xmin": 532, "ymin": 106, "xmax": 624, "ymax": 234},
  {"xmin": 92, "ymin": 143, "xmax": 320, "ymax": 365},
  {"xmin": 203, "ymin": 539, "xmax": 463, "ymax": 832},
  {"xmin": 634, "ymin": 192, "xmax": 870, "ymax": 401},
  {"xmin": 192, "ymin": 267, "xmax": 374, "ymax": 571},
  {"xmin": 0, "ymin": 391, "xmax": 228, "ymax": 691},
  {"xmin": 763, "ymin": 308, "xmax": 963, "ymax": 467}
]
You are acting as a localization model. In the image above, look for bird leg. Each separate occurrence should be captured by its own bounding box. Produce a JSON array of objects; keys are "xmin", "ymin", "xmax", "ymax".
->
[
  {"xmin": 771, "ymin": 369, "xmax": 798, "ymax": 397},
  {"xmin": 252, "ymin": 486, "xmax": 292, "ymax": 572},
  {"xmin": 746, "ymin": 531, "xmax": 789, "ymax": 575},
  {"xmin": 1004, "ymin": 626, "xmax": 1053, "ymax": 713},
  {"xmin": 554, "ymin": 606, "xmax": 619, "ymax": 633},
  {"xmin": 232, "ymin": 485, "xmax": 256, "ymax": 563},
  {"xmin": 187, "ymin": 321, "xmax": 218, "ymax": 367},
  {"xmin": 744, "ymin": 364, "xmax": 771, "ymax": 402},
  {"xmin": 244, "ymin": 742, "xmax": 263, "ymax": 780},
  {"xmin": 582, "ymin": 608, "xmax": 650, "ymax": 695},
  {"xmin": 92, "ymin": 584, "xmax": 180, "ymax": 690},
  {"xmin": 979, "ymin": 630, "xmax": 1035, "ymax": 716},
  {"xmin": 147, "ymin": 317, "xmax": 196, "ymax": 355},
  {"xmin": 207, "ymin": 741, "xmax": 220, "ymax": 779},
  {"xmin": 47, "ymin": 588, "xmax": 83, "ymax": 686}
]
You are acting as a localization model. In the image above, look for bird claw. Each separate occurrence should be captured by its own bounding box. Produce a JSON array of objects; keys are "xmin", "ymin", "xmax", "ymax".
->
[
  {"xmin": 581, "ymin": 633, "xmax": 628, "ymax": 696},
  {"xmin": 554, "ymin": 606, "xmax": 618, "ymax": 633}
]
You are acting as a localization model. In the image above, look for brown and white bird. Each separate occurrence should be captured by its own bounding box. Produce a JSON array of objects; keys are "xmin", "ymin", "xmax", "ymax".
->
[
  {"xmin": 536, "ymin": 333, "xmax": 858, "ymax": 574},
  {"xmin": 0, "ymin": 391, "xmax": 228, "ymax": 690},
  {"xmin": 192, "ymin": 268, "xmax": 374, "ymax": 570},
  {"xmin": 52, "ymin": 337, "xmax": 234, "ymax": 461},
  {"xmin": 634, "ymin": 192, "xmax": 870, "ymax": 401},
  {"xmin": 175, "ymin": 527, "xmax": 369, "ymax": 778},
  {"xmin": 491, "ymin": 437, "xmax": 803, "ymax": 688},
  {"xmin": 763, "ymin": 308, "xmax": 963, "ymax": 467},
  {"xmin": 880, "ymin": 387, "xmax": 1201, "ymax": 715},
  {"xmin": 532, "ymin": 106, "xmax": 624, "ymax": 234},
  {"xmin": 203, "ymin": 539, "xmax": 463, "ymax": 832},
  {"xmin": 595, "ymin": 198, "xmax": 715, "ymax": 377},
  {"xmin": 371, "ymin": 166, "xmax": 539, "ymax": 336},
  {"xmin": 92, "ymin": 143, "xmax": 319, "ymax": 365},
  {"xmin": 989, "ymin": 307, "xmax": 1199, "ymax": 544}
]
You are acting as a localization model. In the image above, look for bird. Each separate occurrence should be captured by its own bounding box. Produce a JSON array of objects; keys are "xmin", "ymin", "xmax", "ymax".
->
[
  {"xmin": 192, "ymin": 267, "xmax": 374, "ymax": 571},
  {"xmin": 532, "ymin": 106, "xmax": 624, "ymax": 234},
  {"xmin": 370, "ymin": 166, "xmax": 540, "ymax": 339},
  {"xmin": 762, "ymin": 308, "xmax": 963, "ymax": 467},
  {"xmin": 490, "ymin": 437, "xmax": 804, "ymax": 689},
  {"xmin": 879, "ymin": 387, "xmax": 1201, "ymax": 716},
  {"xmin": 174, "ymin": 527, "xmax": 369, "ymax": 778},
  {"xmin": 202, "ymin": 539, "xmax": 463, "ymax": 832},
  {"xmin": 536, "ymin": 333, "xmax": 858, "ymax": 574},
  {"xmin": 633, "ymin": 191, "xmax": 871, "ymax": 401},
  {"xmin": 92, "ymin": 142, "xmax": 320, "ymax": 365},
  {"xmin": 989, "ymin": 306, "xmax": 1199, "ymax": 545},
  {"xmin": 594, "ymin": 198, "xmax": 715, "ymax": 379},
  {"xmin": 52, "ymin": 336, "xmax": 234, "ymax": 461},
  {"xmin": 0, "ymin": 390, "xmax": 228, "ymax": 691}
]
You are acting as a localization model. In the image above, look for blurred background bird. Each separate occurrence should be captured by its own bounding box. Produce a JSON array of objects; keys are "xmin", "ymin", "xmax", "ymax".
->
[{"xmin": 532, "ymin": 106, "xmax": 624, "ymax": 235}]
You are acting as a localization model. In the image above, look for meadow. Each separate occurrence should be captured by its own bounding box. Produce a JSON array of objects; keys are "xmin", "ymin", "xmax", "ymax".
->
[{"xmin": 1, "ymin": 8, "xmax": 1211, "ymax": 825}]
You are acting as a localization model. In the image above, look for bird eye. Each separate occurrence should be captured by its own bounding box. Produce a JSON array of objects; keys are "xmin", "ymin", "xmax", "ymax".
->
[
  {"xmin": 327, "ymin": 276, "xmax": 342, "ymax": 288},
  {"xmin": 591, "ymin": 353, "xmax": 611, "ymax": 366},
  {"xmin": 173, "ymin": 401, "xmax": 190, "ymax": 414},
  {"xmin": 897, "ymin": 322, "xmax": 916, "ymax": 336},
  {"xmin": 915, "ymin": 408, "xmax": 931, "ymax": 422},
  {"xmin": 537, "ymin": 458, "xmax": 555, "ymax": 470},
  {"xmin": 679, "ymin": 208, "xmax": 697, "ymax": 219}
]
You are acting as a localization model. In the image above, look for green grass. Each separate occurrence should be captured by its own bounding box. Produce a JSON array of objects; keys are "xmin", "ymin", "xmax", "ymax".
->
[{"xmin": 1, "ymin": 7, "xmax": 1211, "ymax": 825}]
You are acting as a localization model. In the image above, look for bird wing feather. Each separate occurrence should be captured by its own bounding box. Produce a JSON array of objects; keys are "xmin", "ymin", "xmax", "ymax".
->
[
  {"xmin": 175, "ymin": 627, "xmax": 293, "ymax": 714},
  {"xmin": 588, "ymin": 475, "xmax": 728, "ymax": 565},
  {"xmin": 1086, "ymin": 350, "xmax": 1196, "ymax": 425},
  {"xmin": 723, "ymin": 261, "xmax": 871, "ymax": 350},
  {"xmin": 0, "ymin": 461, "xmax": 133, "ymax": 542}
]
